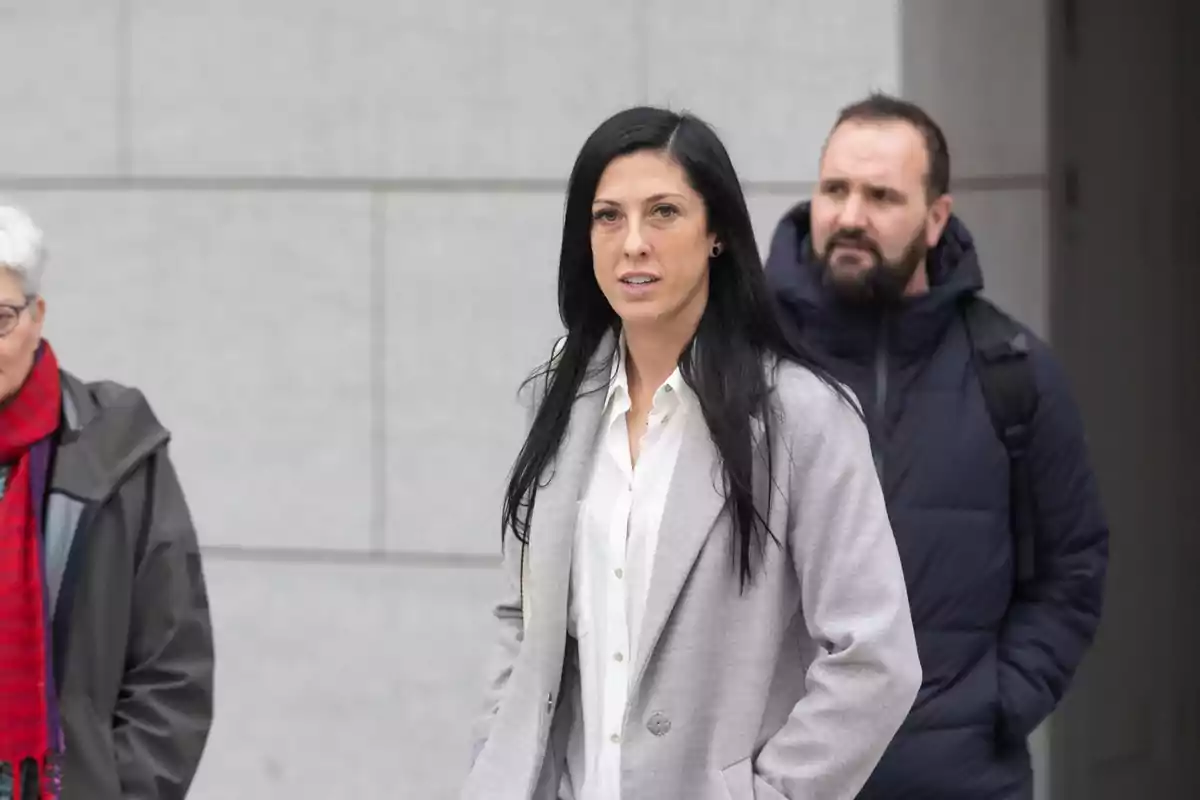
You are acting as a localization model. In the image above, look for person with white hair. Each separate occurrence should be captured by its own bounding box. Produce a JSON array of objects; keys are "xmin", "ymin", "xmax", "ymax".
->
[{"xmin": 0, "ymin": 204, "xmax": 213, "ymax": 800}]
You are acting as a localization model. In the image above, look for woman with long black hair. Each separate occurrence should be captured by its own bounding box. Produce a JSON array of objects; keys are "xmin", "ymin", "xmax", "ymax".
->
[{"xmin": 464, "ymin": 107, "xmax": 920, "ymax": 800}]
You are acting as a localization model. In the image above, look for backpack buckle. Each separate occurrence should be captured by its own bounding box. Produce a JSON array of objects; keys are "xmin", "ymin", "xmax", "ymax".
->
[{"xmin": 980, "ymin": 332, "xmax": 1030, "ymax": 362}]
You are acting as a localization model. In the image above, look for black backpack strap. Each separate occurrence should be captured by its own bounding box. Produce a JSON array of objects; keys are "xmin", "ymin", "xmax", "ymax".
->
[{"xmin": 961, "ymin": 297, "xmax": 1040, "ymax": 587}]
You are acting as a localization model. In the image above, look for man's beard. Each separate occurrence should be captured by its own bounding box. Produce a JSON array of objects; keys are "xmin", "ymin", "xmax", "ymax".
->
[{"xmin": 809, "ymin": 227, "xmax": 927, "ymax": 307}]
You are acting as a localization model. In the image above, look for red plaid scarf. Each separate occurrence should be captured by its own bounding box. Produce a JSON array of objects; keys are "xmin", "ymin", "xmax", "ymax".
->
[{"xmin": 0, "ymin": 341, "xmax": 61, "ymax": 800}]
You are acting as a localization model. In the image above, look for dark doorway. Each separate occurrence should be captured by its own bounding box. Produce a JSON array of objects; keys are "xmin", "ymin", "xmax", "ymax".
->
[{"xmin": 1048, "ymin": 0, "xmax": 1199, "ymax": 797}]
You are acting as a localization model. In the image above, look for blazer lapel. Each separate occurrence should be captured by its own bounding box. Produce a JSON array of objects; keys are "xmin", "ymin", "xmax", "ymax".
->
[
  {"xmin": 630, "ymin": 403, "xmax": 725, "ymax": 693},
  {"xmin": 525, "ymin": 389, "xmax": 602, "ymax": 643},
  {"xmin": 524, "ymin": 333, "xmax": 616, "ymax": 657},
  {"xmin": 473, "ymin": 336, "xmax": 616, "ymax": 798}
]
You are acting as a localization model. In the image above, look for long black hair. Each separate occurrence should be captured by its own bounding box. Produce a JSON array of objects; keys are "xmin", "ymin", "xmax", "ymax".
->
[{"xmin": 502, "ymin": 106, "xmax": 848, "ymax": 588}]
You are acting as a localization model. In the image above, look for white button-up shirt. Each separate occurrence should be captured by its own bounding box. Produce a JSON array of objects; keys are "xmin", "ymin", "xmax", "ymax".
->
[{"xmin": 565, "ymin": 342, "xmax": 694, "ymax": 800}]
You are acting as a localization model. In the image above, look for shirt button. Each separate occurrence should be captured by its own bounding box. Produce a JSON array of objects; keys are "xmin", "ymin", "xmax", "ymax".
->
[
  {"xmin": 614, "ymin": 568, "xmax": 624, "ymax": 579},
  {"xmin": 610, "ymin": 733, "xmax": 621, "ymax": 744},
  {"xmin": 614, "ymin": 652, "xmax": 624, "ymax": 662}
]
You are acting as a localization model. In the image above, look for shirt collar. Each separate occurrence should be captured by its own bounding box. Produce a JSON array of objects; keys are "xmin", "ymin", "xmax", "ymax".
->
[{"xmin": 604, "ymin": 331, "xmax": 691, "ymax": 412}]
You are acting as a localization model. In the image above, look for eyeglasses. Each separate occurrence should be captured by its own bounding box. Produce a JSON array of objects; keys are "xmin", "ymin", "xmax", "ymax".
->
[{"xmin": 0, "ymin": 298, "xmax": 33, "ymax": 338}]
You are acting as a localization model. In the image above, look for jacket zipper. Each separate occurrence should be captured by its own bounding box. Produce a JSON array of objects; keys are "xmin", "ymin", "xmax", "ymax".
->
[{"xmin": 872, "ymin": 320, "xmax": 889, "ymax": 479}]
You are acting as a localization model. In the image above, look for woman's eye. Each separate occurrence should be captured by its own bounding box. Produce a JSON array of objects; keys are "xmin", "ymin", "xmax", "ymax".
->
[
  {"xmin": 592, "ymin": 208, "xmax": 619, "ymax": 223},
  {"xmin": 651, "ymin": 204, "xmax": 679, "ymax": 219}
]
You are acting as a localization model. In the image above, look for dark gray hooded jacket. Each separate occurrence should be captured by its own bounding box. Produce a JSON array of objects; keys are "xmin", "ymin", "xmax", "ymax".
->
[{"xmin": 43, "ymin": 371, "xmax": 213, "ymax": 799}]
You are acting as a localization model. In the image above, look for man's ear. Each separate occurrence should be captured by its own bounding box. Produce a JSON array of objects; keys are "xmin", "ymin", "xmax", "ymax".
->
[{"xmin": 926, "ymin": 193, "xmax": 953, "ymax": 248}]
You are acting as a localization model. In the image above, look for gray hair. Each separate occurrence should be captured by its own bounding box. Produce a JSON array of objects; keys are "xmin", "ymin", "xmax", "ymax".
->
[{"xmin": 0, "ymin": 204, "xmax": 47, "ymax": 296}]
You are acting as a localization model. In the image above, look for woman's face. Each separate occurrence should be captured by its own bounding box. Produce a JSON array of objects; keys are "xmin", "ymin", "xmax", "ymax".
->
[
  {"xmin": 590, "ymin": 150, "xmax": 717, "ymax": 332},
  {"xmin": 0, "ymin": 268, "xmax": 44, "ymax": 404}
]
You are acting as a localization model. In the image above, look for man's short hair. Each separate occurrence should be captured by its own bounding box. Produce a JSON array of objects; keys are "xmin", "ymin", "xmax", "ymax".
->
[{"xmin": 831, "ymin": 92, "xmax": 951, "ymax": 200}]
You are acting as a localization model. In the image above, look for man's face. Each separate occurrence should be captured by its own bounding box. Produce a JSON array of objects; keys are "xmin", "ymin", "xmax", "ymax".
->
[{"xmin": 810, "ymin": 119, "xmax": 950, "ymax": 305}]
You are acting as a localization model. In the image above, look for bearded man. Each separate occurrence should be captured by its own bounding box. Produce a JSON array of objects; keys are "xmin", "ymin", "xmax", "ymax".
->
[{"xmin": 764, "ymin": 94, "xmax": 1108, "ymax": 800}]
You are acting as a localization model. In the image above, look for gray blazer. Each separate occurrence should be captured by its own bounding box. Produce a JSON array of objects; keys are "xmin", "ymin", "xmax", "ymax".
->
[{"xmin": 465, "ymin": 337, "xmax": 921, "ymax": 800}]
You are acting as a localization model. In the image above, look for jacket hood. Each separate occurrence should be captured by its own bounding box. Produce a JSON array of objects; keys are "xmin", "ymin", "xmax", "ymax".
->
[
  {"xmin": 764, "ymin": 201, "xmax": 987, "ymax": 359},
  {"xmin": 52, "ymin": 370, "xmax": 170, "ymax": 503}
]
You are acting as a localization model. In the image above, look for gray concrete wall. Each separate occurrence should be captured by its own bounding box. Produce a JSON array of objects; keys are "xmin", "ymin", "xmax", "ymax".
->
[
  {"xmin": 899, "ymin": 4, "xmax": 1053, "ymax": 796},
  {"xmin": 0, "ymin": 2, "xmax": 1052, "ymax": 797}
]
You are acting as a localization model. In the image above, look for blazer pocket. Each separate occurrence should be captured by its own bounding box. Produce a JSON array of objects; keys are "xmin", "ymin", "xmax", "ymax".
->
[
  {"xmin": 720, "ymin": 757, "xmax": 789, "ymax": 800},
  {"xmin": 719, "ymin": 756, "xmax": 753, "ymax": 800}
]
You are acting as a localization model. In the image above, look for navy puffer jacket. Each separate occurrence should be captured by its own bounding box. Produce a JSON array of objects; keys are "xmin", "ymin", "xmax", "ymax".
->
[{"xmin": 765, "ymin": 203, "xmax": 1108, "ymax": 799}]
